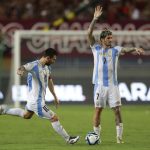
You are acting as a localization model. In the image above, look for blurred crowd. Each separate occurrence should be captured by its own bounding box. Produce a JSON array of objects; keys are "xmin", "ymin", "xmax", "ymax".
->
[
  {"xmin": 0, "ymin": 0, "xmax": 149, "ymax": 22},
  {"xmin": 102, "ymin": 0, "xmax": 150, "ymax": 21}
]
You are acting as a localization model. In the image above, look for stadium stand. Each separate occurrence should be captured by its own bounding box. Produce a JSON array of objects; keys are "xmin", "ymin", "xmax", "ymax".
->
[{"xmin": 0, "ymin": 0, "xmax": 149, "ymax": 21}]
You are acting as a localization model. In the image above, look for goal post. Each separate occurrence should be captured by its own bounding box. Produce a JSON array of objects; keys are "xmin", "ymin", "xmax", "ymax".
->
[{"xmin": 12, "ymin": 30, "xmax": 150, "ymax": 107}]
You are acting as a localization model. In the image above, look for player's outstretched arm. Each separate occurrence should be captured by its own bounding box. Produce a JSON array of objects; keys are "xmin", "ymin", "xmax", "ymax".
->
[
  {"xmin": 17, "ymin": 66, "xmax": 26, "ymax": 76},
  {"xmin": 87, "ymin": 5, "xmax": 103, "ymax": 46},
  {"xmin": 48, "ymin": 77, "xmax": 60, "ymax": 108},
  {"xmin": 121, "ymin": 47, "xmax": 144, "ymax": 55}
]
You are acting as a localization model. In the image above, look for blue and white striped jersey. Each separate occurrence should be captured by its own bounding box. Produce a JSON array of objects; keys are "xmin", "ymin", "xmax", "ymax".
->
[
  {"xmin": 23, "ymin": 60, "xmax": 51, "ymax": 104},
  {"xmin": 90, "ymin": 44, "xmax": 122, "ymax": 86}
]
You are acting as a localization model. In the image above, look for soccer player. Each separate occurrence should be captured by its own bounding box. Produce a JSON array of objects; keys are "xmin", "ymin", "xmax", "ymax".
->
[
  {"xmin": 87, "ymin": 5, "xmax": 144, "ymax": 143},
  {"xmin": 0, "ymin": 48, "xmax": 79, "ymax": 144}
]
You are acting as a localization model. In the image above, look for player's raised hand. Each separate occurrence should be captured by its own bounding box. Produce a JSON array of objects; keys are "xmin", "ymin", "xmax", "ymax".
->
[
  {"xmin": 94, "ymin": 5, "xmax": 103, "ymax": 20},
  {"xmin": 134, "ymin": 48, "xmax": 145, "ymax": 55},
  {"xmin": 17, "ymin": 66, "xmax": 25, "ymax": 76},
  {"xmin": 17, "ymin": 70, "xmax": 24, "ymax": 76}
]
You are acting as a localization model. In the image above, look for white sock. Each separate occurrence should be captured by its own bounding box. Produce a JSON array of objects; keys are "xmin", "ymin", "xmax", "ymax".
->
[
  {"xmin": 5, "ymin": 108, "xmax": 25, "ymax": 117},
  {"xmin": 116, "ymin": 123, "xmax": 123, "ymax": 139},
  {"xmin": 93, "ymin": 125, "xmax": 101, "ymax": 136},
  {"xmin": 51, "ymin": 121, "xmax": 70, "ymax": 141}
]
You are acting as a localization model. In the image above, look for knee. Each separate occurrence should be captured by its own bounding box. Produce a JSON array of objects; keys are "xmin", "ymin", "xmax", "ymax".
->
[
  {"xmin": 23, "ymin": 114, "xmax": 33, "ymax": 119},
  {"xmin": 114, "ymin": 107, "xmax": 121, "ymax": 114},
  {"xmin": 50, "ymin": 115, "xmax": 59, "ymax": 122},
  {"xmin": 95, "ymin": 107, "xmax": 103, "ymax": 114}
]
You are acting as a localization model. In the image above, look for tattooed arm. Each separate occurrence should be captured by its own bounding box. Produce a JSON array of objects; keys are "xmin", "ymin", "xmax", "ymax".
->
[
  {"xmin": 87, "ymin": 5, "xmax": 103, "ymax": 46},
  {"xmin": 121, "ymin": 47, "xmax": 144, "ymax": 55}
]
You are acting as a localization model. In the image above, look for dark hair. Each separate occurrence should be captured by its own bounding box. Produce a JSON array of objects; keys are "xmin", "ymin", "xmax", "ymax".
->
[
  {"xmin": 43, "ymin": 48, "xmax": 58, "ymax": 57},
  {"xmin": 100, "ymin": 28, "xmax": 112, "ymax": 40}
]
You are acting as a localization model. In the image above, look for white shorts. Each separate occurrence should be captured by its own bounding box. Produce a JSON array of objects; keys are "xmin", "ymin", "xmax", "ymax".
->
[
  {"xmin": 25, "ymin": 102, "xmax": 55, "ymax": 119},
  {"xmin": 94, "ymin": 84, "xmax": 121, "ymax": 108}
]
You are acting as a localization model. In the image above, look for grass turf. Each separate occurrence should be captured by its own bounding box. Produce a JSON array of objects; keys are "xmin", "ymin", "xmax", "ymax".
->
[{"xmin": 0, "ymin": 105, "xmax": 150, "ymax": 150}]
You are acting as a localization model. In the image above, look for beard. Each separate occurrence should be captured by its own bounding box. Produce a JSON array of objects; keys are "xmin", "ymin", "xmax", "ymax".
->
[{"xmin": 106, "ymin": 42, "xmax": 112, "ymax": 47}]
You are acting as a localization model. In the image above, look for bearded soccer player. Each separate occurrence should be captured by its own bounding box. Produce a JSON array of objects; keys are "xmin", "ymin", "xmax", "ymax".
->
[
  {"xmin": 0, "ymin": 48, "xmax": 79, "ymax": 144},
  {"xmin": 87, "ymin": 5, "xmax": 144, "ymax": 143}
]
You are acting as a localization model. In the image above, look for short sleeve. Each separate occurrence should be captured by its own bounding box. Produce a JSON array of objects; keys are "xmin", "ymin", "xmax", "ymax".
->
[
  {"xmin": 90, "ymin": 43, "xmax": 102, "ymax": 52},
  {"xmin": 23, "ymin": 62, "xmax": 35, "ymax": 72},
  {"xmin": 48, "ymin": 66, "xmax": 52, "ymax": 76},
  {"xmin": 114, "ymin": 46, "xmax": 123, "ymax": 54}
]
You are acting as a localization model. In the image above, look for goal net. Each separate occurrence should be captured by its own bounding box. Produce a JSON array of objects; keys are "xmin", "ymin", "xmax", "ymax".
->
[{"xmin": 10, "ymin": 30, "xmax": 150, "ymax": 106}]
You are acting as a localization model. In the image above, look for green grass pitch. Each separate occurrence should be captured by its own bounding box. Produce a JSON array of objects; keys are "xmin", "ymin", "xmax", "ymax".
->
[{"xmin": 0, "ymin": 105, "xmax": 150, "ymax": 150}]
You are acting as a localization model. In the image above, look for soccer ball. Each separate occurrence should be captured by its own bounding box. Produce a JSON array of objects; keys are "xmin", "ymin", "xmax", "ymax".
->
[{"xmin": 85, "ymin": 132, "xmax": 99, "ymax": 145}]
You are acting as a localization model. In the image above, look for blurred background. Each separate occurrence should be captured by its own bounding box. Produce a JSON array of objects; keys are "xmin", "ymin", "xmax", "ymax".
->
[{"xmin": 0, "ymin": 0, "xmax": 150, "ymax": 106}]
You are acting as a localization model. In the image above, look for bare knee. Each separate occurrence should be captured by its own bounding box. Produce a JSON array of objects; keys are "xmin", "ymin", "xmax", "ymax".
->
[
  {"xmin": 24, "ymin": 115, "xmax": 32, "ymax": 119},
  {"xmin": 96, "ymin": 107, "xmax": 103, "ymax": 113},
  {"xmin": 23, "ymin": 111, "xmax": 34, "ymax": 119},
  {"xmin": 50, "ymin": 115, "xmax": 59, "ymax": 122},
  {"xmin": 113, "ymin": 106, "xmax": 121, "ymax": 115},
  {"xmin": 95, "ymin": 107, "xmax": 103, "ymax": 117}
]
